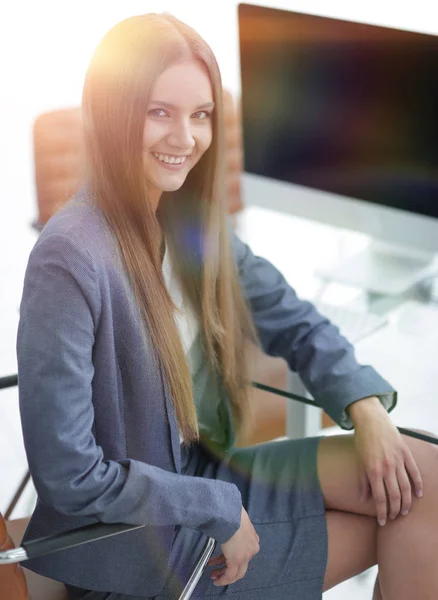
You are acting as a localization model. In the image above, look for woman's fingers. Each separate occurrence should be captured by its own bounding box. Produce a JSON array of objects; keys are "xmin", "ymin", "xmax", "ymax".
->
[
  {"xmin": 211, "ymin": 566, "xmax": 226, "ymax": 580},
  {"xmin": 215, "ymin": 564, "xmax": 238, "ymax": 585},
  {"xmin": 368, "ymin": 469, "xmax": 388, "ymax": 526},
  {"xmin": 212, "ymin": 562, "xmax": 241, "ymax": 586},
  {"xmin": 384, "ymin": 468, "xmax": 401, "ymax": 520},
  {"xmin": 367, "ymin": 443, "xmax": 422, "ymax": 525},
  {"xmin": 208, "ymin": 554, "xmax": 225, "ymax": 567},
  {"xmin": 404, "ymin": 446, "xmax": 424, "ymax": 498},
  {"xmin": 210, "ymin": 557, "xmax": 250, "ymax": 585},
  {"xmin": 359, "ymin": 468, "xmax": 371, "ymax": 503},
  {"xmin": 396, "ymin": 464, "xmax": 413, "ymax": 515}
]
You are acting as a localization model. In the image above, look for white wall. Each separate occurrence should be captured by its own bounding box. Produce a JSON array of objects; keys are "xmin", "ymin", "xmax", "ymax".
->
[{"xmin": 1, "ymin": 0, "xmax": 437, "ymax": 515}]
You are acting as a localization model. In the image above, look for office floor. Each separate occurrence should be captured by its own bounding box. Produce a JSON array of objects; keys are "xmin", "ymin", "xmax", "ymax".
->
[{"xmin": 1, "ymin": 205, "xmax": 436, "ymax": 599}]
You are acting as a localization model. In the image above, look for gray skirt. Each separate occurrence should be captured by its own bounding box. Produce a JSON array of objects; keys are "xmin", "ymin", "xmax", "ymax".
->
[{"xmin": 67, "ymin": 437, "xmax": 328, "ymax": 600}]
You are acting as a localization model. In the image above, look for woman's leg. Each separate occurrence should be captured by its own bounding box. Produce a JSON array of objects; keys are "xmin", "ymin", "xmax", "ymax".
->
[
  {"xmin": 318, "ymin": 433, "xmax": 438, "ymax": 599},
  {"xmin": 373, "ymin": 576, "xmax": 383, "ymax": 600},
  {"xmin": 323, "ymin": 509, "xmax": 377, "ymax": 591},
  {"xmin": 323, "ymin": 513, "xmax": 383, "ymax": 598}
]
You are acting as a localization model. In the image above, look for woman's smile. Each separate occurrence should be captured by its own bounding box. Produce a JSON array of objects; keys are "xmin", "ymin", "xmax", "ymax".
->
[{"xmin": 152, "ymin": 151, "xmax": 191, "ymax": 170}]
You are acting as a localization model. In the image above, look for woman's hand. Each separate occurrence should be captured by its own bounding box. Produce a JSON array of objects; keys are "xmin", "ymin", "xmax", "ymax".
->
[
  {"xmin": 349, "ymin": 396, "xmax": 423, "ymax": 526},
  {"xmin": 208, "ymin": 507, "xmax": 259, "ymax": 586}
]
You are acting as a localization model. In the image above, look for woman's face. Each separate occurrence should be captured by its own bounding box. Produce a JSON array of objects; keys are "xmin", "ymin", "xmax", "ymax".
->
[{"xmin": 143, "ymin": 60, "xmax": 214, "ymax": 205}]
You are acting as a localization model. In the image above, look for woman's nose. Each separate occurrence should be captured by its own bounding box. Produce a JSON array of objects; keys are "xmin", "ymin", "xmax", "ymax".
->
[{"xmin": 167, "ymin": 120, "xmax": 195, "ymax": 150}]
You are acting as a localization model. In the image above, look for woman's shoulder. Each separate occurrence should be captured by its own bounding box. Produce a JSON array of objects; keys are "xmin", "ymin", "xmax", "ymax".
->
[
  {"xmin": 40, "ymin": 187, "xmax": 105, "ymax": 245},
  {"xmin": 33, "ymin": 187, "xmax": 115, "ymax": 274}
]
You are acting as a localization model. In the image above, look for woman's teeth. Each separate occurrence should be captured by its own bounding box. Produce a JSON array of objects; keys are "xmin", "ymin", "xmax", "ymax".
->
[{"xmin": 153, "ymin": 152, "xmax": 187, "ymax": 165}]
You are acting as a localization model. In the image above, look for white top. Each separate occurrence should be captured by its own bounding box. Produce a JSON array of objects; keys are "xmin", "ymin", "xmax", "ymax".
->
[
  {"xmin": 162, "ymin": 243, "xmax": 199, "ymax": 354},
  {"xmin": 162, "ymin": 243, "xmax": 199, "ymax": 443}
]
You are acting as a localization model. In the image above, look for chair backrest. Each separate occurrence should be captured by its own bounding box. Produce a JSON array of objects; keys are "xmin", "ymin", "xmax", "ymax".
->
[
  {"xmin": 33, "ymin": 107, "xmax": 84, "ymax": 226},
  {"xmin": 0, "ymin": 513, "xmax": 30, "ymax": 600},
  {"xmin": 222, "ymin": 90, "xmax": 244, "ymax": 215},
  {"xmin": 33, "ymin": 90, "xmax": 244, "ymax": 227}
]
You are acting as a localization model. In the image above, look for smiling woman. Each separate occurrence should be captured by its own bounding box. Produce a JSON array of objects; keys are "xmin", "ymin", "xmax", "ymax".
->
[
  {"xmin": 16, "ymin": 10, "xmax": 438, "ymax": 600},
  {"xmin": 79, "ymin": 12, "xmax": 256, "ymax": 449},
  {"xmin": 143, "ymin": 61, "xmax": 215, "ymax": 208}
]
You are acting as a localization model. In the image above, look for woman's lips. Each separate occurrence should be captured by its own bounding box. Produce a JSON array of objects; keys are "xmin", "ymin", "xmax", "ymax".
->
[{"xmin": 152, "ymin": 152, "xmax": 190, "ymax": 171}]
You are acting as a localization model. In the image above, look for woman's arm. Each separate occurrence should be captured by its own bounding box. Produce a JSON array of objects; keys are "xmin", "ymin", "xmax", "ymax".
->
[
  {"xmin": 230, "ymin": 232, "xmax": 425, "ymax": 527},
  {"xmin": 230, "ymin": 230, "xmax": 396, "ymax": 428},
  {"xmin": 17, "ymin": 233, "xmax": 241, "ymax": 544}
]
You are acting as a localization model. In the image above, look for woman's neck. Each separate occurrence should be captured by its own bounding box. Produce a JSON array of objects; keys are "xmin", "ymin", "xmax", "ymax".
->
[{"xmin": 150, "ymin": 187, "xmax": 162, "ymax": 212}]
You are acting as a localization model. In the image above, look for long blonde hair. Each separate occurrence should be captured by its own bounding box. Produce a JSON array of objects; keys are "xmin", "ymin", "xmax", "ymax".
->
[{"xmin": 82, "ymin": 13, "xmax": 257, "ymax": 443}]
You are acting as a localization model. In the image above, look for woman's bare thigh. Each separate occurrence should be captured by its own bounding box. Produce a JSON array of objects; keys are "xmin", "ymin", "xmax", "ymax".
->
[
  {"xmin": 323, "ymin": 510, "xmax": 377, "ymax": 591},
  {"xmin": 318, "ymin": 435, "xmax": 379, "ymax": 591}
]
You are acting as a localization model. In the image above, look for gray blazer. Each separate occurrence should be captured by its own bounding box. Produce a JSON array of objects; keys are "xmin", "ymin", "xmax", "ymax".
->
[{"xmin": 17, "ymin": 189, "xmax": 395, "ymax": 596}]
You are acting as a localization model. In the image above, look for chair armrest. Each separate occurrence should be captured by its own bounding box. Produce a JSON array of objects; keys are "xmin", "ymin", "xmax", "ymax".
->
[
  {"xmin": 0, "ymin": 522, "xmax": 216, "ymax": 600},
  {"xmin": 0, "ymin": 375, "xmax": 18, "ymax": 390},
  {"xmin": 0, "ymin": 522, "xmax": 143, "ymax": 564},
  {"xmin": 179, "ymin": 536, "xmax": 216, "ymax": 600}
]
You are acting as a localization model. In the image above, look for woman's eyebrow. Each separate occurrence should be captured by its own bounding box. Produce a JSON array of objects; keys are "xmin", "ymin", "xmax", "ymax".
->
[{"xmin": 148, "ymin": 101, "xmax": 215, "ymax": 110}]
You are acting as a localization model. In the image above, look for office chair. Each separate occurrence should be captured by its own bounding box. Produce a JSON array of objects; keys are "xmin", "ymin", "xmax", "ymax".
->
[
  {"xmin": 0, "ymin": 517, "xmax": 215, "ymax": 600},
  {"xmin": 4, "ymin": 478, "xmax": 214, "ymax": 600},
  {"xmin": 0, "ymin": 372, "xmax": 221, "ymax": 600},
  {"xmin": 0, "ymin": 363, "xmax": 283, "ymax": 599},
  {"xmin": 0, "ymin": 372, "xmax": 215, "ymax": 600}
]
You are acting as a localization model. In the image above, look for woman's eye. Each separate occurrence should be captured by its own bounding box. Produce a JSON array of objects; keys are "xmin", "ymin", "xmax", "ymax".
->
[
  {"xmin": 149, "ymin": 109, "xmax": 168, "ymax": 118},
  {"xmin": 193, "ymin": 111, "xmax": 211, "ymax": 120}
]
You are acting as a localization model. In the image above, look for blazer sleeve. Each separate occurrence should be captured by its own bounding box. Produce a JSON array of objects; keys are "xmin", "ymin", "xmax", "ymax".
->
[
  {"xmin": 230, "ymin": 230, "xmax": 397, "ymax": 428},
  {"xmin": 17, "ymin": 233, "xmax": 241, "ymax": 544}
]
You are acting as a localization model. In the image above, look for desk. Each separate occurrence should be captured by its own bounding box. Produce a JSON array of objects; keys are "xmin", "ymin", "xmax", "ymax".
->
[{"xmin": 236, "ymin": 206, "xmax": 438, "ymax": 438}]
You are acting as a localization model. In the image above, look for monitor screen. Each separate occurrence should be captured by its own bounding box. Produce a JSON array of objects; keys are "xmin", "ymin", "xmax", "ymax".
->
[{"xmin": 238, "ymin": 4, "xmax": 438, "ymax": 219}]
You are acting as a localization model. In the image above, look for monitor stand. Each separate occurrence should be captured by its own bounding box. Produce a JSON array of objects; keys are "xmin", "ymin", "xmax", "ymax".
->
[{"xmin": 316, "ymin": 240, "xmax": 438, "ymax": 296}]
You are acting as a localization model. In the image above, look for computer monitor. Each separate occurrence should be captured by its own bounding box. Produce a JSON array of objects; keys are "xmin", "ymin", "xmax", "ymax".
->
[{"xmin": 238, "ymin": 3, "xmax": 438, "ymax": 295}]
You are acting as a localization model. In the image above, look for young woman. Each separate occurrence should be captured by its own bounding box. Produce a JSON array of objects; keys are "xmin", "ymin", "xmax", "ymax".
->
[{"xmin": 17, "ymin": 13, "xmax": 438, "ymax": 600}]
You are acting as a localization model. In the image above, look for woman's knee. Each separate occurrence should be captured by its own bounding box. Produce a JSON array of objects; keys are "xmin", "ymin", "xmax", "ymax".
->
[
  {"xmin": 317, "ymin": 435, "xmax": 376, "ymax": 516},
  {"xmin": 402, "ymin": 430, "xmax": 438, "ymax": 500}
]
